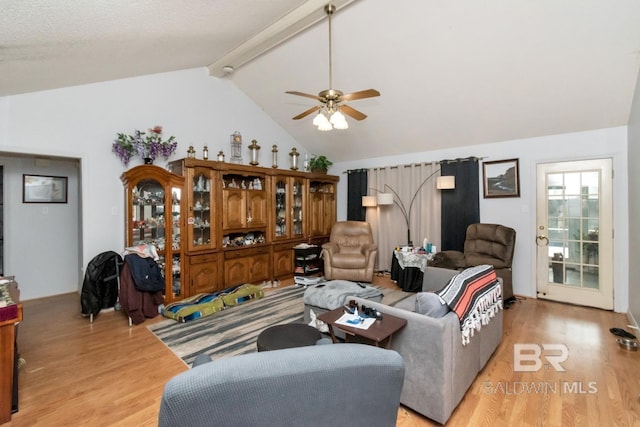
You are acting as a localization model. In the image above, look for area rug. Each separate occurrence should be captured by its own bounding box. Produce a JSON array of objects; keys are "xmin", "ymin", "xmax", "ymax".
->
[{"xmin": 148, "ymin": 284, "xmax": 412, "ymax": 366}]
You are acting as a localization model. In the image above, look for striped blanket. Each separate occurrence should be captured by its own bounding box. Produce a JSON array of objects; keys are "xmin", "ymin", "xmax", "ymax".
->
[{"xmin": 437, "ymin": 265, "xmax": 502, "ymax": 345}]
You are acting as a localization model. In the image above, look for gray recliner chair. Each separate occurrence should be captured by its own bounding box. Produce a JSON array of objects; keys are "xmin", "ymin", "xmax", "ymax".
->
[
  {"xmin": 321, "ymin": 221, "xmax": 378, "ymax": 282},
  {"xmin": 158, "ymin": 344, "xmax": 405, "ymax": 427}
]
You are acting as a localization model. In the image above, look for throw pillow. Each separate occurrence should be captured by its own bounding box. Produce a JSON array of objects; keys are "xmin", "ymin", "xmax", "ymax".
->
[
  {"xmin": 221, "ymin": 284, "xmax": 264, "ymax": 307},
  {"xmin": 415, "ymin": 292, "xmax": 449, "ymax": 318}
]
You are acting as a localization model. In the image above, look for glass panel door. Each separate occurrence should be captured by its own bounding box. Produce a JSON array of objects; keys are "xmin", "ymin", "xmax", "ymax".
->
[{"xmin": 536, "ymin": 159, "xmax": 612, "ymax": 309}]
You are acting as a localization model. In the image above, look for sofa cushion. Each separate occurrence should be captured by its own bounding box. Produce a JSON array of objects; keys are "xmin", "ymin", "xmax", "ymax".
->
[
  {"xmin": 331, "ymin": 253, "xmax": 366, "ymax": 268},
  {"xmin": 415, "ymin": 292, "xmax": 450, "ymax": 317}
]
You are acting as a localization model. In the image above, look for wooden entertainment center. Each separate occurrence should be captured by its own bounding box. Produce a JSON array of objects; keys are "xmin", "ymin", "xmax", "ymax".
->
[{"xmin": 121, "ymin": 160, "xmax": 338, "ymax": 303}]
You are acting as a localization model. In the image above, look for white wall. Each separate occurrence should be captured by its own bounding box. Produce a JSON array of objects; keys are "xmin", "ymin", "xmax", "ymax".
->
[
  {"xmin": 0, "ymin": 67, "xmax": 307, "ymax": 300},
  {"xmin": 0, "ymin": 65, "xmax": 630, "ymax": 311},
  {"xmin": 1, "ymin": 156, "xmax": 80, "ymax": 300},
  {"xmin": 334, "ymin": 126, "xmax": 629, "ymax": 312}
]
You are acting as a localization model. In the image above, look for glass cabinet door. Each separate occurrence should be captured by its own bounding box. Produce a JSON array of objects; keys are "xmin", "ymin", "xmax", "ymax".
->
[
  {"xmin": 124, "ymin": 166, "xmax": 184, "ymax": 303},
  {"xmin": 273, "ymin": 175, "xmax": 305, "ymax": 240},
  {"xmin": 131, "ymin": 179, "xmax": 165, "ymax": 246},
  {"xmin": 169, "ymin": 186, "xmax": 182, "ymax": 299},
  {"xmin": 188, "ymin": 168, "xmax": 215, "ymax": 251},
  {"xmin": 274, "ymin": 178, "xmax": 287, "ymax": 238},
  {"xmin": 291, "ymin": 178, "xmax": 304, "ymax": 238}
]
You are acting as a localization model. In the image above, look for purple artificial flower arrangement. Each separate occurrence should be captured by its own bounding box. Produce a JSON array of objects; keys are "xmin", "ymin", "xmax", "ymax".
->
[{"xmin": 112, "ymin": 125, "xmax": 178, "ymax": 166}]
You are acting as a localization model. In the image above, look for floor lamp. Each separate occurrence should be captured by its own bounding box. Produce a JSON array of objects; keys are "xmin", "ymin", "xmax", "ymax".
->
[{"xmin": 367, "ymin": 171, "xmax": 455, "ymax": 246}]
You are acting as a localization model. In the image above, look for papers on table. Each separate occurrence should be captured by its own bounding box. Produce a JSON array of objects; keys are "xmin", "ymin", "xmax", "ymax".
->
[{"xmin": 334, "ymin": 312, "xmax": 375, "ymax": 330}]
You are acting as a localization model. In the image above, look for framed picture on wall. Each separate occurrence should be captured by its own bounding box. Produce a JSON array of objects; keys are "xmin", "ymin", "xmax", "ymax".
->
[
  {"xmin": 483, "ymin": 159, "xmax": 520, "ymax": 198},
  {"xmin": 23, "ymin": 174, "xmax": 68, "ymax": 203}
]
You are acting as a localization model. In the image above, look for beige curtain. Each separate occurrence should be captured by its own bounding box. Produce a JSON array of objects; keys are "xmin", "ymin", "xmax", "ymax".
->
[{"xmin": 366, "ymin": 162, "xmax": 442, "ymax": 272}]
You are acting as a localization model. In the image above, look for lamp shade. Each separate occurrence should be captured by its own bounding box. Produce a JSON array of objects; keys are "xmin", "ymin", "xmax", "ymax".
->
[
  {"xmin": 436, "ymin": 175, "xmax": 456, "ymax": 190},
  {"xmin": 376, "ymin": 193, "xmax": 394, "ymax": 205},
  {"xmin": 362, "ymin": 196, "xmax": 377, "ymax": 207}
]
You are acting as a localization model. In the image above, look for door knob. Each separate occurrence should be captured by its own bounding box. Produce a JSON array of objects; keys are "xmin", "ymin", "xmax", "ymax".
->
[{"xmin": 536, "ymin": 235, "xmax": 549, "ymax": 246}]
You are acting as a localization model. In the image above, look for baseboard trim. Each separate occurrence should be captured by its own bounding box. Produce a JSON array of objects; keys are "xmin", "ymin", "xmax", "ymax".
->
[{"xmin": 626, "ymin": 311, "xmax": 639, "ymax": 330}]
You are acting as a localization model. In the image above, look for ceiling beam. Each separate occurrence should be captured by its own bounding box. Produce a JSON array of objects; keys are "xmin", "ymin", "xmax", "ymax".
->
[{"xmin": 208, "ymin": 0, "xmax": 356, "ymax": 77}]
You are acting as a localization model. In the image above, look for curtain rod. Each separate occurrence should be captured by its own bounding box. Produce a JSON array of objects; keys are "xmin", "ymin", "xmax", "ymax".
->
[
  {"xmin": 344, "ymin": 157, "xmax": 488, "ymax": 174},
  {"xmin": 344, "ymin": 156, "xmax": 485, "ymax": 173}
]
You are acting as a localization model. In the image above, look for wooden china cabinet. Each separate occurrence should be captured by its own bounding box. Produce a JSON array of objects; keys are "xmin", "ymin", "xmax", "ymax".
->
[
  {"xmin": 271, "ymin": 171, "xmax": 308, "ymax": 281},
  {"xmin": 165, "ymin": 158, "xmax": 339, "ymax": 296},
  {"xmin": 121, "ymin": 165, "xmax": 185, "ymax": 303},
  {"xmin": 167, "ymin": 159, "xmax": 222, "ymax": 295},
  {"xmin": 184, "ymin": 164, "xmax": 222, "ymax": 294},
  {"xmin": 220, "ymin": 165, "xmax": 269, "ymax": 287}
]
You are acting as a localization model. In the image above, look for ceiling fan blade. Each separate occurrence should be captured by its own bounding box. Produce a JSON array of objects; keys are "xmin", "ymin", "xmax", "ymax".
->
[
  {"xmin": 286, "ymin": 91, "xmax": 322, "ymax": 101},
  {"xmin": 292, "ymin": 105, "xmax": 321, "ymax": 120},
  {"xmin": 340, "ymin": 89, "xmax": 380, "ymax": 102},
  {"xmin": 340, "ymin": 104, "xmax": 367, "ymax": 121}
]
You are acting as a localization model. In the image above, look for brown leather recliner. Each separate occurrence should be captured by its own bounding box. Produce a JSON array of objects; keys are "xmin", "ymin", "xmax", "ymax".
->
[
  {"xmin": 431, "ymin": 223, "xmax": 516, "ymax": 301},
  {"xmin": 321, "ymin": 221, "xmax": 378, "ymax": 282}
]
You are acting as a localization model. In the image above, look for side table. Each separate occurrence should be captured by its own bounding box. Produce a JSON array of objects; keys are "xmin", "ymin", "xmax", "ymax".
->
[
  {"xmin": 390, "ymin": 250, "xmax": 433, "ymax": 292},
  {"xmin": 294, "ymin": 245, "xmax": 323, "ymax": 276},
  {"xmin": 317, "ymin": 307, "xmax": 407, "ymax": 349}
]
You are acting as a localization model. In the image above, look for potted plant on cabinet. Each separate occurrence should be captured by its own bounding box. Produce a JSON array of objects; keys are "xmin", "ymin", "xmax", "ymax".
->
[{"xmin": 309, "ymin": 155, "xmax": 333, "ymax": 174}]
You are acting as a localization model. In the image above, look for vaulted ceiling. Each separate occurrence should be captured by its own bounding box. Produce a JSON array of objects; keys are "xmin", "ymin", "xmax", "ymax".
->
[{"xmin": 2, "ymin": 0, "xmax": 640, "ymax": 162}]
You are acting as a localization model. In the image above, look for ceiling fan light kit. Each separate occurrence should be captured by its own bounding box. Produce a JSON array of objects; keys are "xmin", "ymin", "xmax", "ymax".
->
[{"xmin": 286, "ymin": 3, "xmax": 380, "ymax": 131}]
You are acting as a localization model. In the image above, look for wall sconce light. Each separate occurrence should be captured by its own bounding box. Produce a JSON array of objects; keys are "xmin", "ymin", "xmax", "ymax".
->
[
  {"xmin": 248, "ymin": 139, "xmax": 260, "ymax": 166},
  {"xmin": 436, "ymin": 175, "xmax": 455, "ymax": 190},
  {"xmin": 362, "ymin": 196, "xmax": 377, "ymax": 207}
]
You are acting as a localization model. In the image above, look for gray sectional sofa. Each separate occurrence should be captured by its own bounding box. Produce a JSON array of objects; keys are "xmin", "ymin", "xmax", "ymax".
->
[
  {"xmin": 350, "ymin": 266, "xmax": 503, "ymax": 425},
  {"xmin": 159, "ymin": 344, "xmax": 405, "ymax": 427}
]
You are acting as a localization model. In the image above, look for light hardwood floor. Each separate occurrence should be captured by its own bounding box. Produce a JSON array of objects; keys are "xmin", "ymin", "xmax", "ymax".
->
[{"xmin": 6, "ymin": 276, "xmax": 640, "ymax": 426}]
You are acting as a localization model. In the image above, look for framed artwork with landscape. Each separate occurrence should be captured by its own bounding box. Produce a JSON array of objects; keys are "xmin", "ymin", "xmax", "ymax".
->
[
  {"xmin": 23, "ymin": 174, "xmax": 68, "ymax": 203},
  {"xmin": 483, "ymin": 159, "xmax": 520, "ymax": 198}
]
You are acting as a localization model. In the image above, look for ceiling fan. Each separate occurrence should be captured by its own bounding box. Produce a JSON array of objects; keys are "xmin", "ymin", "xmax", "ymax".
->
[{"xmin": 286, "ymin": 3, "xmax": 380, "ymax": 130}]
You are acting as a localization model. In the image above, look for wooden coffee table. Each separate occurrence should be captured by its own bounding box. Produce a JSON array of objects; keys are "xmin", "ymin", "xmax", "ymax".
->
[{"xmin": 317, "ymin": 307, "xmax": 407, "ymax": 349}]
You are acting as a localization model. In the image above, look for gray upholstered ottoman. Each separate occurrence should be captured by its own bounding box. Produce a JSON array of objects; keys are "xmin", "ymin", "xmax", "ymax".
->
[{"xmin": 303, "ymin": 280, "xmax": 383, "ymax": 336}]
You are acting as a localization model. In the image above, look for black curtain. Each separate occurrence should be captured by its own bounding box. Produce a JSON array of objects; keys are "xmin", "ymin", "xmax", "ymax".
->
[
  {"xmin": 347, "ymin": 169, "xmax": 368, "ymax": 221},
  {"xmin": 440, "ymin": 158, "xmax": 480, "ymax": 251}
]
